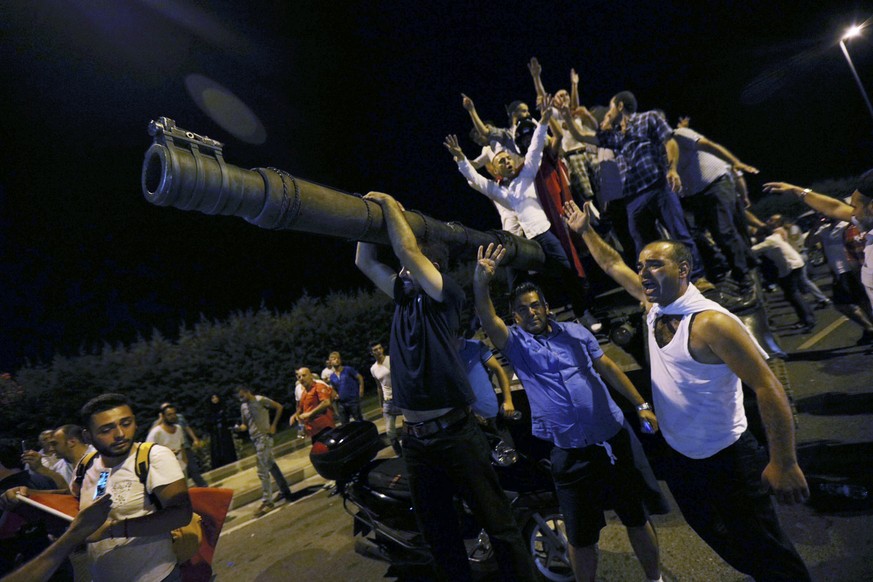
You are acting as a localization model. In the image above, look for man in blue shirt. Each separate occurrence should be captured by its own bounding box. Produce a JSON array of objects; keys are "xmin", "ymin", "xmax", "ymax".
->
[
  {"xmin": 327, "ymin": 352, "xmax": 364, "ymax": 425},
  {"xmin": 473, "ymin": 243, "xmax": 667, "ymax": 582},
  {"xmin": 577, "ymin": 91, "xmax": 708, "ymax": 289}
]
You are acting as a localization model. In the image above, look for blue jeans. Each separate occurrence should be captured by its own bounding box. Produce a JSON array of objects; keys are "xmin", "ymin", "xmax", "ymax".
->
[
  {"xmin": 626, "ymin": 185, "xmax": 706, "ymax": 281},
  {"xmin": 336, "ymin": 399, "xmax": 363, "ymax": 424},
  {"xmin": 402, "ymin": 412, "xmax": 537, "ymax": 581},
  {"xmin": 663, "ymin": 431, "xmax": 810, "ymax": 581}
]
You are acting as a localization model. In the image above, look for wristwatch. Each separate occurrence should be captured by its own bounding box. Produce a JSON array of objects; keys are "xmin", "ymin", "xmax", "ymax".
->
[
  {"xmin": 800, "ymin": 188, "xmax": 811, "ymax": 199},
  {"xmin": 636, "ymin": 402, "xmax": 652, "ymax": 412}
]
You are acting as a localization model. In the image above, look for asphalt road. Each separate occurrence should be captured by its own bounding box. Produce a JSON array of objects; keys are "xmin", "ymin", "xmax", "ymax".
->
[{"xmin": 212, "ymin": 282, "xmax": 873, "ymax": 581}]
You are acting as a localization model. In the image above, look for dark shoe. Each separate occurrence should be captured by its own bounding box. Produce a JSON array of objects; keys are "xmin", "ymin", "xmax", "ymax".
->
[
  {"xmin": 815, "ymin": 299, "xmax": 832, "ymax": 310},
  {"xmin": 254, "ymin": 501, "xmax": 275, "ymax": 518},
  {"xmin": 694, "ymin": 277, "xmax": 716, "ymax": 293},
  {"xmin": 857, "ymin": 330, "xmax": 873, "ymax": 346},
  {"xmin": 800, "ymin": 323, "xmax": 816, "ymax": 334}
]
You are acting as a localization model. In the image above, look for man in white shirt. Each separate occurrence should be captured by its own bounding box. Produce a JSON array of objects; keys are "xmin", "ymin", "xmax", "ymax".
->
[
  {"xmin": 71, "ymin": 393, "xmax": 190, "ymax": 582},
  {"xmin": 751, "ymin": 226, "xmax": 817, "ymax": 332},
  {"xmin": 369, "ymin": 341, "xmax": 401, "ymax": 455},
  {"xmin": 564, "ymin": 200, "xmax": 810, "ymax": 581},
  {"xmin": 147, "ymin": 404, "xmax": 187, "ymax": 474}
]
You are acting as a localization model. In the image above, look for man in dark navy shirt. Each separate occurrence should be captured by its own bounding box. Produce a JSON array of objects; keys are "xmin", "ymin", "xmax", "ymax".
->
[{"xmin": 356, "ymin": 192, "xmax": 536, "ymax": 582}]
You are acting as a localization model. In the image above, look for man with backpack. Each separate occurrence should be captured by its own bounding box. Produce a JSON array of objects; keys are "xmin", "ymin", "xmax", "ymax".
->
[{"xmin": 72, "ymin": 393, "xmax": 192, "ymax": 582}]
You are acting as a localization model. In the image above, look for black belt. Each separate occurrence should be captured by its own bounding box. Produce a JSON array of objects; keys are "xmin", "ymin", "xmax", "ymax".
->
[{"xmin": 407, "ymin": 407, "xmax": 470, "ymax": 438}]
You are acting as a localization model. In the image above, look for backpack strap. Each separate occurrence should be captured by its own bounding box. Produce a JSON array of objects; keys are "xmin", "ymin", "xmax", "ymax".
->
[
  {"xmin": 73, "ymin": 450, "xmax": 99, "ymax": 488},
  {"xmin": 134, "ymin": 442, "xmax": 163, "ymax": 509}
]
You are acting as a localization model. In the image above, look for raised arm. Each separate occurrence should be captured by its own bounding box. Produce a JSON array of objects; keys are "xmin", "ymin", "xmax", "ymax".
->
[
  {"xmin": 527, "ymin": 57, "xmax": 547, "ymax": 104},
  {"xmin": 695, "ymin": 311, "xmax": 808, "ymax": 505},
  {"xmin": 762, "ymin": 182, "xmax": 854, "ymax": 222},
  {"xmin": 569, "ymin": 68, "xmax": 580, "ymax": 110},
  {"xmin": 356, "ymin": 241, "xmax": 398, "ymax": 298},
  {"xmin": 563, "ymin": 201, "xmax": 648, "ymax": 306},
  {"xmin": 472, "ymin": 244, "xmax": 510, "ymax": 350},
  {"xmin": 365, "ymin": 192, "xmax": 445, "ymax": 301},
  {"xmin": 461, "ymin": 93, "xmax": 491, "ymax": 141}
]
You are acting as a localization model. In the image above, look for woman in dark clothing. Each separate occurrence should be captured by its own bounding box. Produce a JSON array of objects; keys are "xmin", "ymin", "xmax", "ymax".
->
[{"xmin": 208, "ymin": 394, "xmax": 237, "ymax": 469}]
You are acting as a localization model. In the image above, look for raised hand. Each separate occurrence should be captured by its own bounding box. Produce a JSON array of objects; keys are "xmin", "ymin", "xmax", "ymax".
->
[
  {"xmin": 538, "ymin": 92, "xmax": 554, "ymax": 121},
  {"xmin": 570, "ymin": 68, "xmax": 579, "ymax": 85},
  {"xmin": 735, "ymin": 162, "xmax": 759, "ymax": 175},
  {"xmin": 762, "ymin": 182, "xmax": 800, "ymax": 196},
  {"xmin": 474, "ymin": 243, "xmax": 506, "ymax": 285},
  {"xmin": 461, "ymin": 93, "xmax": 475, "ymax": 112},
  {"xmin": 563, "ymin": 200, "xmax": 591, "ymax": 235},
  {"xmin": 527, "ymin": 57, "xmax": 542, "ymax": 77},
  {"xmin": 443, "ymin": 134, "xmax": 465, "ymax": 161}
]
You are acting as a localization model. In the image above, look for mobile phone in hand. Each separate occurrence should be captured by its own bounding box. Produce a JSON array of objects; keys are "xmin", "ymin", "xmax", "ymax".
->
[{"xmin": 94, "ymin": 471, "xmax": 110, "ymax": 500}]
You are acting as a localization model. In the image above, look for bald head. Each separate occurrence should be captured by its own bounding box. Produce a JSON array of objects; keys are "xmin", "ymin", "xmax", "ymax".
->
[{"xmin": 296, "ymin": 367, "xmax": 315, "ymax": 388}]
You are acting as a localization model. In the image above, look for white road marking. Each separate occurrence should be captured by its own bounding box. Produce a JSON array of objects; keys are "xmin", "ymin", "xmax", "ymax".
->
[{"xmin": 797, "ymin": 317, "xmax": 848, "ymax": 350}]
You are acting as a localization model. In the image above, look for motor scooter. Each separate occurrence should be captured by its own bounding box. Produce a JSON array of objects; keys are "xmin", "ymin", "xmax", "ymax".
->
[{"xmin": 310, "ymin": 420, "xmax": 573, "ymax": 581}]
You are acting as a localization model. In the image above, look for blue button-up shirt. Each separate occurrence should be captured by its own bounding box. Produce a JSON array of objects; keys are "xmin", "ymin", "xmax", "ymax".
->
[
  {"xmin": 502, "ymin": 321, "xmax": 624, "ymax": 448},
  {"xmin": 597, "ymin": 110, "xmax": 673, "ymax": 198}
]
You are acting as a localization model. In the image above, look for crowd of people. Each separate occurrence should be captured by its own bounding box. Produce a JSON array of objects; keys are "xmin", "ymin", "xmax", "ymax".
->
[{"xmin": 2, "ymin": 55, "xmax": 872, "ymax": 582}]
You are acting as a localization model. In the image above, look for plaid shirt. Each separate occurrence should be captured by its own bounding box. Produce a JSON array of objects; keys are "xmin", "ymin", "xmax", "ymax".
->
[{"xmin": 597, "ymin": 111, "xmax": 673, "ymax": 197}]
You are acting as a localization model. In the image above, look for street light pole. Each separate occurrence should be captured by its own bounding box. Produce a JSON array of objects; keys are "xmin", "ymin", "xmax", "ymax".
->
[{"xmin": 839, "ymin": 25, "xmax": 873, "ymax": 127}]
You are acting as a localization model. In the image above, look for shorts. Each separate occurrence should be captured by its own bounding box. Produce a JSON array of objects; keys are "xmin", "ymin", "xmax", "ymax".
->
[{"xmin": 550, "ymin": 426, "xmax": 655, "ymax": 547}]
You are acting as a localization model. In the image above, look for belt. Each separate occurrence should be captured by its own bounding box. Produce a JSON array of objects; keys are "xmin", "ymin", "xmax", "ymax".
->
[{"xmin": 407, "ymin": 407, "xmax": 470, "ymax": 438}]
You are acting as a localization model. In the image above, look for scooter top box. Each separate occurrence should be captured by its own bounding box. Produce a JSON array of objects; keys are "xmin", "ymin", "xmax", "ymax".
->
[{"xmin": 310, "ymin": 421, "xmax": 382, "ymax": 481}]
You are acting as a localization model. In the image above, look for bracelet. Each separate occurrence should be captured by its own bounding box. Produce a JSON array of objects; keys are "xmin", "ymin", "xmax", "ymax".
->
[
  {"xmin": 636, "ymin": 402, "xmax": 652, "ymax": 412},
  {"xmin": 800, "ymin": 188, "xmax": 811, "ymax": 199}
]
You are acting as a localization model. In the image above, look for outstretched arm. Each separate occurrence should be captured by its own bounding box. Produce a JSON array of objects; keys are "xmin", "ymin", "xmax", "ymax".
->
[
  {"xmin": 1, "ymin": 494, "xmax": 113, "ymax": 582},
  {"xmin": 563, "ymin": 201, "xmax": 648, "ymax": 306},
  {"xmin": 472, "ymin": 244, "xmax": 510, "ymax": 350},
  {"xmin": 365, "ymin": 192, "xmax": 445, "ymax": 301},
  {"xmin": 695, "ymin": 311, "xmax": 808, "ymax": 505},
  {"xmin": 356, "ymin": 241, "xmax": 398, "ymax": 298},
  {"xmin": 762, "ymin": 182, "xmax": 854, "ymax": 222},
  {"xmin": 697, "ymin": 136, "xmax": 758, "ymax": 174}
]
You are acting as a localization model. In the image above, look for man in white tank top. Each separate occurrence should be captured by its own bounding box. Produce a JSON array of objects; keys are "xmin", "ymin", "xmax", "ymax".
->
[{"xmin": 564, "ymin": 200, "xmax": 810, "ymax": 581}]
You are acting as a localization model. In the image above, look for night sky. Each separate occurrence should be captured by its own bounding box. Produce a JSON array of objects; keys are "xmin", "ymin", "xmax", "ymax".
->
[{"xmin": 1, "ymin": 0, "xmax": 870, "ymax": 371}]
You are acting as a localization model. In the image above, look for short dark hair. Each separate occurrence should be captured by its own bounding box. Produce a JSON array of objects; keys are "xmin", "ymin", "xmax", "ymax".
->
[
  {"xmin": 510, "ymin": 281, "xmax": 547, "ymax": 311},
  {"xmin": 505, "ymin": 100, "xmax": 526, "ymax": 120},
  {"xmin": 80, "ymin": 393, "xmax": 132, "ymax": 428},
  {"xmin": 57, "ymin": 424, "xmax": 84, "ymax": 442},
  {"xmin": 611, "ymin": 91, "xmax": 638, "ymax": 114},
  {"xmin": 420, "ymin": 240, "xmax": 449, "ymax": 272},
  {"xmin": 650, "ymin": 239, "xmax": 694, "ymax": 271},
  {"xmin": 369, "ymin": 340, "xmax": 385, "ymax": 349}
]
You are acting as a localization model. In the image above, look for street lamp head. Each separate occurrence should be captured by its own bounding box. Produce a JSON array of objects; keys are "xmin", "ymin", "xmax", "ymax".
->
[{"xmin": 842, "ymin": 24, "xmax": 863, "ymax": 41}]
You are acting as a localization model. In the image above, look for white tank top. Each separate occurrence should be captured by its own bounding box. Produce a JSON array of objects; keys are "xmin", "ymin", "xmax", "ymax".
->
[{"xmin": 648, "ymin": 312, "xmax": 747, "ymax": 459}]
